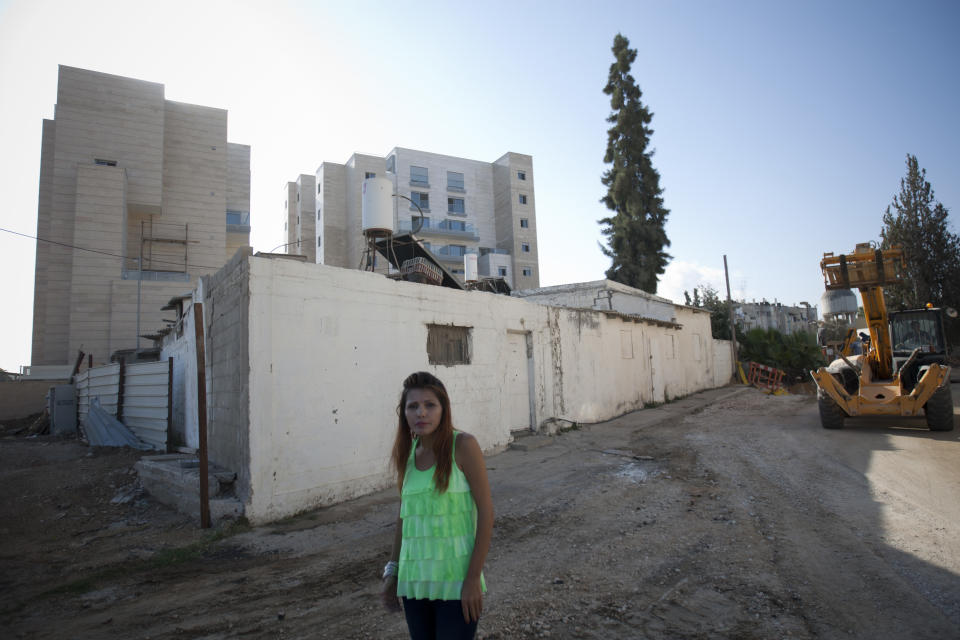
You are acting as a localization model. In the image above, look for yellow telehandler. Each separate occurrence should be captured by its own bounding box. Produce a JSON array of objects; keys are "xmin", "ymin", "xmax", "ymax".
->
[{"xmin": 810, "ymin": 243, "xmax": 954, "ymax": 430}]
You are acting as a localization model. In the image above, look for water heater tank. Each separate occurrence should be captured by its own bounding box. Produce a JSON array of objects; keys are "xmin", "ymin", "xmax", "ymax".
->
[
  {"xmin": 464, "ymin": 253, "xmax": 478, "ymax": 282},
  {"xmin": 361, "ymin": 177, "xmax": 393, "ymax": 234},
  {"xmin": 820, "ymin": 289, "xmax": 858, "ymax": 317}
]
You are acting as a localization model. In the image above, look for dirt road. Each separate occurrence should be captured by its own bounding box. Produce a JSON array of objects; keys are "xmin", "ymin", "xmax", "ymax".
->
[{"xmin": 3, "ymin": 385, "xmax": 959, "ymax": 639}]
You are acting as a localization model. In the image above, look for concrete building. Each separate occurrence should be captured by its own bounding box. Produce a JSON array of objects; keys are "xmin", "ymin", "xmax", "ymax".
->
[
  {"xmin": 735, "ymin": 300, "xmax": 818, "ymax": 335},
  {"xmin": 157, "ymin": 250, "xmax": 729, "ymax": 522},
  {"xmin": 301, "ymin": 147, "xmax": 539, "ymax": 289},
  {"xmin": 31, "ymin": 65, "xmax": 250, "ymax": 366},
  {"xmin": 282, "ymin": 174, "xmax": 316, "ymax": 262}
]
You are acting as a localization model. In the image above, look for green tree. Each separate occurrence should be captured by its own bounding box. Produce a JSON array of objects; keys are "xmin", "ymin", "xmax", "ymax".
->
[
  {"xmin": 599, "ymin": 33, "xmax": 671, "ymax": 294},
  {"xmin": 684, "ymin": 284, "xmax": 736, "ymax": 340},
  {"xmin": 880, "ymin": 154, "xmax": 960, "ymax": 310}
]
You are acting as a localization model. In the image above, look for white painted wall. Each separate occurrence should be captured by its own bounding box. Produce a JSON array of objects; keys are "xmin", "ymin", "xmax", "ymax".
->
[
  {"xmin": 182, "ymin": 255, "xmax": 724, "ymax": 523},
  {"xmin": 514, "ymin": 280, "xmax": 678, "ymax": 323},
  {"xmin": 244, "ymin": 257, "xmax": 551, "ymax": 523},
  {"xmin": 160, "ymin": 301, "xmax": 200, "ymax": 449},
  {"xmin": 712, "ymin": 339, "xmax": 734, "ymax": 387}
]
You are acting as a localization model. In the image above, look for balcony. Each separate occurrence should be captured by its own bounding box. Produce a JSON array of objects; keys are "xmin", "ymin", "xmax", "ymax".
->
[
  {"xmin": 396, "ymin": 219, "xmax": 479, "ymax": 241},
  {"xmin": 435, "ymin": 245, "xmax": 471, "ymax": 263}
]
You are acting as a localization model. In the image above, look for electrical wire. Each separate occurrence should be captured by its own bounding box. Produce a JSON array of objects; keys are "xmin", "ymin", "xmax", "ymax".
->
[{"xmin": 0, "ymin": 226, "xmax": 227, "ymax": 271}]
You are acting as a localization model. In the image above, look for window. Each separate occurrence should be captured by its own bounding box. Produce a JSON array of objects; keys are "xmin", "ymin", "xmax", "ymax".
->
[
  {"xmin": 317, "ymin": 208, "xmax": 321, "ymax": 220},
  {"xmin": 226, "ymin": 210, "xmax": 249, "ymax": 226},
  {"xmin": 95, "ymin": 158, "xmax": 117, "ymax": 167},
  {"xmin": 386, "ymin": 155, "xmax": 396, "ymax": 172},
  {"xmin": 447, "ymin": 171, "xmax": 465, "ymax": 191},
  {"xmin": 318, "ymin": 182, "xmax": 321, "ymax": 194},
  {"xmin": 521, "ymin": 242, "xmax": 530, "ymax": 253},
  {"xmin": 317, "ymin": 236, "xmax": 322, "ymax": 247},
  {"xmin": 365, "ymin": 171, "xmax": 376, "ymax": 179},
  {"xmin": 297, "ymin": 215, "xmax": 300, "ymax": 225},
  {"xmin": 411, "ymin": 166, "xmax": 429, "ymax": 186},
  {"xmin": 426, "ymin": 324, "xmax": 472, "ymax": 366},
  {"xmin": 442, "ymin": 219, "xmax": 467, "ymax": 232},
  {"xmin": 447, "ymin": 245, "xmax": 466, "ymax": 257},
  {"xmin": 411, "ymin": 191, "xmax": 430, "ymax": 210},
  {"xmin": 448, "ymin": 197, "xmax": 465, "ymax": 214},
  {"xmin": 520, "ymin": 218, "xmax": 529, "ymax": 228},
  {"xmin": 498, "ymin": 267, "xmax": 507, "ymax": 277},
  {"xmin": 522, "ymin": 267, "xmax": 532, "ymax": 277},
  {"xmin": 412, "ymin": 215, "xmax": 431, "ymax": 229},
  {"xmin": 451, "ymin": 268, "xmax": 465, "ymax": 275},
  {"xmin": 620, "ymin": 330, "xmax": 634, "ymax": 359},
  {"xmin": 519, "ymin": 194, "xmax": 528, "ymax": 205},
  {"xmin": 297, "ymin": 192, "xmax": 300, "ymax": 202},
  {"xmin": 421, "ymin": 241, "xmax": 432, "ymax": 251},
  {"xmin": 517, "ymin": 170, "xmax": 526, "ymax": 180}
]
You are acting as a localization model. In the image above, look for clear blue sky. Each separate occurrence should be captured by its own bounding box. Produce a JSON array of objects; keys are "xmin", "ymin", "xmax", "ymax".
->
[{"xmin": 1, "ymin": 0, "xmax": 958, "ymax": 372}]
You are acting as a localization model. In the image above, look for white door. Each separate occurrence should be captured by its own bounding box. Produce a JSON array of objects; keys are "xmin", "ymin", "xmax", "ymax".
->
[{"xmin": 504, "ymin": 332, "xmax": 532, "ymax": 431}]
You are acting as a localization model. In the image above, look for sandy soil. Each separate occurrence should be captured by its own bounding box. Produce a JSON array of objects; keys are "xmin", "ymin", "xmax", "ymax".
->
[{"xmin": 2, "ymin": 385, "xmax": 958, "ymax": 639}]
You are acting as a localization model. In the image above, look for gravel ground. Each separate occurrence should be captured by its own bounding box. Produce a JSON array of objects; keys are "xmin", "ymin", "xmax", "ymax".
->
[{"xmin": 2, "ymin": 384, "xmax": 958, "ymax": 639}]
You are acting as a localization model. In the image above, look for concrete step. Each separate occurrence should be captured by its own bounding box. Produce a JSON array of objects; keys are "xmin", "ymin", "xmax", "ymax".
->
[{"xmin": 135, "ymin": 454, "xmax": 243, "ymax": 525}]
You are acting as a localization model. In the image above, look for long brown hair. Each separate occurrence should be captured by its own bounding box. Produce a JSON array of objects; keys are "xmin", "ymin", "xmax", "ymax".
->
[{"xmin": 391, "ymin": 371, "xmax": 456, "ymax": 493}]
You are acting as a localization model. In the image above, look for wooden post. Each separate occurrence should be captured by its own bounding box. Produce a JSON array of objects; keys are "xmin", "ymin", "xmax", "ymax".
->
[
  {"xmin": 724, "ymin": 255, "xmax": 739, "ymax": 382},
  {"xmin": 167, "ymin": 357, "xmax": 174, "ymax": 454},
  {"xmin": 193, "ymin": 303, "xmax": 211, "ymax": 529},
  {"xmin": 117, "ymin": 360, "xmax": 126, "ymax": 423}
]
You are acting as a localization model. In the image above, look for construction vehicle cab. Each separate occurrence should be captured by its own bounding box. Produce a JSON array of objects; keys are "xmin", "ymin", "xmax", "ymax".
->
[
  {"xmin": 810, "ymin": 243, "xmax": 954, "ymax": 431},
  {"xmin": 890, "ymin": 308, "xmax": 949, "ymax": 392}
]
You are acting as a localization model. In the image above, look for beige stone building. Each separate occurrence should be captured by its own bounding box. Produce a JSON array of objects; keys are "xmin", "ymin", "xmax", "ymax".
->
[
  {"xmin": 31, "ymin": 65, "xmax": 250, "ymax": 366},
  {"xmin": 293, "ymin": 148, "xmax": 539, "ymax": 289},
  {"xmin": 281, "ymin": 174, "xmax": 316, "ymax": 262}
]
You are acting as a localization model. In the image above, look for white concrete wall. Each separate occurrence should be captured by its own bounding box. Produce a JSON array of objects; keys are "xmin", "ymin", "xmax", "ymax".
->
[
  {"xmin": 160, "ymin": 298, "xmax": 201, "ymax": 450},
  {"xmin": 182, "ymin": 254, "xmax": 724, "ymax": 523},
  {"xmin": 515, "ymin": 280, "xmax": 678, "ymax": 324},
  {"xmin": 712, "ymin": 339, "xmax": 734, "ymax": 387},
  {"xmin": 243, "ymin": 256, "xmax": 551, "ymax": 522}
]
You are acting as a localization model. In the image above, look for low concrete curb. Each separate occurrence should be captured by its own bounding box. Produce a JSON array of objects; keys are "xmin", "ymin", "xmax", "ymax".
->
[{"xmin": 136, "ymin": 454, "xmax": 243, "ymax": 524}]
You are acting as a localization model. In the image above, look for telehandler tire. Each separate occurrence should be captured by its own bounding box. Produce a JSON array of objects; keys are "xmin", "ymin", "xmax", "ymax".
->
[
  {"xmin": 924, "ymin": 384, "xmax": 955, "ymax": 432},
  {"xmin": 817, "ymin": 388, "xmax": 845, "ymax": 430}
]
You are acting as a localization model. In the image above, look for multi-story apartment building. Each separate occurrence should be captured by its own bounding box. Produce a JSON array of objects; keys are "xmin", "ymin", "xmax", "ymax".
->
[
  {"xmin": 281, "ymin": 174, "xmax": 316, "ymax": 262},
  {"xmin": 31, "ymin": 66, "xmax": 251, "ymax": 366},
  {"xmin": 302, "ymin": 147, "xmax": 539, "ymax": 289},
  {"xmin": 735, "ymin": 300, "xmax": 818, "ymax": 335}
]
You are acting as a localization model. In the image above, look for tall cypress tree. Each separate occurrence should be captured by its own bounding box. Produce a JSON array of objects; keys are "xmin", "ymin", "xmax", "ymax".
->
[
  {"xmin": 599, "ymin": 33, "xmax": 671, "ymax": 293},
  {"xmin": 880, "ymin": 154, "xmax": 960, "ymax": 310}
]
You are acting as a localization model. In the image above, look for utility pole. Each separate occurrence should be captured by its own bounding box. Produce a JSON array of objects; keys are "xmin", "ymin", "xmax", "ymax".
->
[{"xmin": 724, "ymin": 255, "xmax": 739, "ymax": 381}]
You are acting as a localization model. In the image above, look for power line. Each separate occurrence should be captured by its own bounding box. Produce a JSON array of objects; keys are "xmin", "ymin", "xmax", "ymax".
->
[{"xmin": 0, "ymin": 226, "xmax": 226, "ymax": 271}]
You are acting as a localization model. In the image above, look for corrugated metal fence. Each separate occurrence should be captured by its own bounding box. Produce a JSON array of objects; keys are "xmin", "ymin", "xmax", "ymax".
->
[{"xmin": 76, "ymin": 359, "xmax": 172, "ymax": 450}]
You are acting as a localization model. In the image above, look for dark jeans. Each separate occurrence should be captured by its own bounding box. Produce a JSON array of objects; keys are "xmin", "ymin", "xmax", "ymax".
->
[{"xmin": 402, "ymin": 597, "xmax": 478, "ymax": 640}]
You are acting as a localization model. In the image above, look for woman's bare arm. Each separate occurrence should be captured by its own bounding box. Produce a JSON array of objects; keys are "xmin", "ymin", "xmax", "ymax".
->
[{"xmin": 456, "ymin": 432, "xmax": 493, "ymax": 623}]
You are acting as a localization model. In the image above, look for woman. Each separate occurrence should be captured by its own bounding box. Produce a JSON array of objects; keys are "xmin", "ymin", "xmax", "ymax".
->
[{"xmin": 381, "ymin": 372, "xmax": 494, "ymax": 639}]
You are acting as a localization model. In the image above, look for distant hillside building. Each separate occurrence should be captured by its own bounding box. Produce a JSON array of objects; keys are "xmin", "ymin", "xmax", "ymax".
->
[
  {"xmin": 735, "ymin": 300, "xmax": 818, "ymax": 335},
  {"xmin": 287, "ymin": 148, "xmax": 539, "ymax": 289},
  {"xmin": 31, "ymin": 65, "xmax": 250, "ymax": 366}
]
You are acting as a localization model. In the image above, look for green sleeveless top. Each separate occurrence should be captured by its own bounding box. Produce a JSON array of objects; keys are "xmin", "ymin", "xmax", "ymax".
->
[{"xmin": 397, "ymin": 432, "xmax": 486, "ymax": 600}]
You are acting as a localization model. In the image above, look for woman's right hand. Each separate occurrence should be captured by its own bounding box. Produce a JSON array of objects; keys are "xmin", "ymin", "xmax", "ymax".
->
[{"xmin": 380, "ymin": 576, "xmax": 401, "ymax": 613}]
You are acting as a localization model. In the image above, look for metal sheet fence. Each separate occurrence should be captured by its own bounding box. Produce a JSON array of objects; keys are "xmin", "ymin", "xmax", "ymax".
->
[
  {"xmin": 76, "ymin": 360, "xmax": 171, "ymax": 450},
  {"xmin": 76, "ymin": 364, "xmax": 121, "ymax": 427},
  {"xmin": 122, "ymin": 361, "xmax": 171, "ymax": 450}
]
